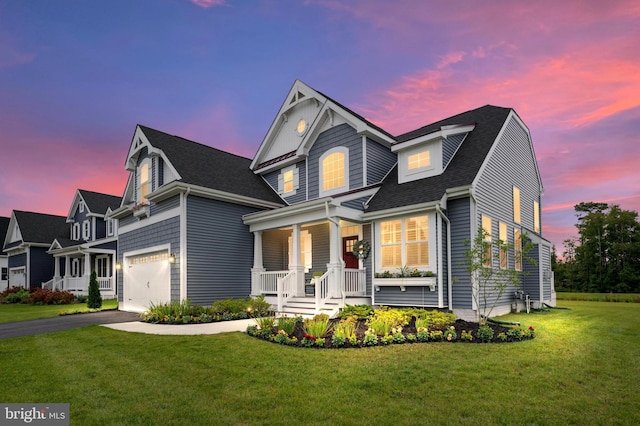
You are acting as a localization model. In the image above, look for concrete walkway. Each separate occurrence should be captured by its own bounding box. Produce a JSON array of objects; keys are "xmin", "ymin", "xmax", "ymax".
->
[{"xmin": 101, "ymin": 318, "xmax": 256, "ymax": 335}]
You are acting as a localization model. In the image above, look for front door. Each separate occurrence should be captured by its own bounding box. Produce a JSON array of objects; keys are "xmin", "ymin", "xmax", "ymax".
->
[{"xmin": 342, "ymin": 236, "xmax": 359, "ymax": 269}]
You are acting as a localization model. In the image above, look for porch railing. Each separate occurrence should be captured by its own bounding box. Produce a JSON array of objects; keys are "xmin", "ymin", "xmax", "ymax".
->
[
  {"xmin": 42, "ymin": 277, "xmax": 114, "ymax": 293},
  {"xmin": 260, "ymin": 271, "xmax": 289, "ymax": 294},
  {"xmin": 344, "ymin": 268, "xmax": 366, "ymax": 296},
  {"xmin": 42, "ymin": 277, "xmax": 64, "ymax": 291},
  {"xmin": 315, "ymin": 268, "xmax": 340, "ymax": 314},
  {"xmin": 277, "ymin": 271, "xmax": 297, "ymax": 312}
]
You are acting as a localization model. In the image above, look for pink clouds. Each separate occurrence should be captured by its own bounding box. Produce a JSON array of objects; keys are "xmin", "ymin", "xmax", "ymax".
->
[{"xmin": 190, "ymin": 0, "xmax": 226, "ymax": 8}]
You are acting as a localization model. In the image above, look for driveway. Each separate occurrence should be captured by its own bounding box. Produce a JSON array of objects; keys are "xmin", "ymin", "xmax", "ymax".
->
[{"xmin": 0, "ymin": 310, "xmax": 140, "ymax": 340}]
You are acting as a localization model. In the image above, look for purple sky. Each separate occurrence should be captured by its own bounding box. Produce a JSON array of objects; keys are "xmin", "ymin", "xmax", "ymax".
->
[{"xmin": 1, "ymin": 0, "xmax": 639, "ymax": 253}]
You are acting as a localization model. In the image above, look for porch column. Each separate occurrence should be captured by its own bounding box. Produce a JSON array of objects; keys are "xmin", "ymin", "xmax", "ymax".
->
[
  {"xmin": 84, "ymin": 252, "xmax": 91, "ymax": 277},
  {"xmin": 64, "ymin": 255, "xmax": 70, "ymax": 289},
  {"xmin": 291, "ymin": 224, "xmax": 305, "ymax": 296},
  {"xmin": 327, "ymin": 219, "xmax": 343, "ymax": 298},
  {"xmin": 251, "ymin": 231, "xmax": 264, "ymax": 296},
  {"xmin": 54, "ymin": 256, "xmax": 60, "ymax": 279}
]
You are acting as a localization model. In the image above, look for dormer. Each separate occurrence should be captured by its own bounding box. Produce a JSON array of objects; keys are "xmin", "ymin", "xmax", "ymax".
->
[{"xmin": 392, "ymin": 124, "xmax": 475, "ymax": 184}]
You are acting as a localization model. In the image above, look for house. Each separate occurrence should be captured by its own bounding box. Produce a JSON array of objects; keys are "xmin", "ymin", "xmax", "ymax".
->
[
  {"xmin": 109, "ymin": 125, "xmax": 284, "ymax": 312},
  {"xmin": 0, "ymin": 216, "xmax": 9, "ymax": 290},
  {"xmin": 44, "ymin": 189, "xmax": 121, "ymax": 297},
  {"xmin": 113, "ymin": 80, "xmax": 554, "ymax": 320},
  {"xmin": 2, "ymin": 211, "xmax": 68, "ymax": 290}
]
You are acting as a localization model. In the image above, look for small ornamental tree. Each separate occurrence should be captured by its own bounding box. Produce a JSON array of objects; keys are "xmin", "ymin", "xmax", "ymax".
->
[
  {"xmin": 462, "ymin": 228, "xmax": 534, "ymax": 325},
  {"xmin": 87, "ymin": 270, "xmax": 102, "ymax": 309}
]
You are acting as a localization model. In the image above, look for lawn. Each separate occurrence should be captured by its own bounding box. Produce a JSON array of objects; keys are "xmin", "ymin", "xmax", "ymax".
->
[
  {"xmin": 556, "ymin": 292, "xmax": 640, "ymax": 303},
  {"xmin": 0, "ymin": 299, "xmax": 118, "ymax": 323},
  {"xmin": 0, "ymin": 301, "xmax": 638, "ymax": 425}
]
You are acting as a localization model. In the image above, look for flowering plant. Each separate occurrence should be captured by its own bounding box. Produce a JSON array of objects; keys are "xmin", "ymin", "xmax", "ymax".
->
[{"xmin": 131, "ymin": 202, "xmax": 149, "ymax": 212}]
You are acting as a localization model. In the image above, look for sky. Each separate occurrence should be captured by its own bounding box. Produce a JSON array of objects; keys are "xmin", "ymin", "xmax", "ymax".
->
[{"xmin": 1, "ymin": 0, "xmax": 639, "ymax": 254}]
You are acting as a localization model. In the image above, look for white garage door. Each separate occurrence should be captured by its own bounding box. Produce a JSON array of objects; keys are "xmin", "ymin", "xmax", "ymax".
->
[
  {"xmin": 10, "ymin": 267, "xmax": 26, "ymax": 288},
  {"xmin": 122, "ymin": 250, "xmax": 171, "ymax": 312}
]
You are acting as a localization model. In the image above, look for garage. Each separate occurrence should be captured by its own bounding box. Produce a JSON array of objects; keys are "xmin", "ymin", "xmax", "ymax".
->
[
  {"xmin": 10, "ymin": 267, "xmax": 26, "ymax": 288},
  {"xmin": 122, "ymin": 249, "xmax": 171, "ymax": 312}
]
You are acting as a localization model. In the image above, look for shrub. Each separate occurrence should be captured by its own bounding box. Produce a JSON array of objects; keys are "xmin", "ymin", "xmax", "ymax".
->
[
  {"xmin": 366, "ymin": 306, "xmax": 411, "ymax": 336},
  {"xmin": 255, "ymin": 315, "xmax": 276, "ymax": 330},
  {"xmin": 406, "ymin": 333, "xmax": 417, "ymax": 343},
  {"xmin": 277, "ymin": 316, "xmax": 296, "ymax": 336},
  {"xmin": 247, "ymin": 295, "xmax": 272, "ymax": 316},
  {"xmin": 212, "ymin": 298, "xmax": 248, "ymax": 314},
  {"xmin": 29, "ymin": 288, "xmax": 76, "ymax": 305},
  {"xmin": 417, "ymin": 328, "xmax": 429, "ymax": 342},
  {"xmin": 363, "ymin": 329, "xmax": 378, "ymax": 346},
  {"xmin": 460, "ymin": 330, "xmax": 474, "ymax": 342},
  {"xmin": 339, "ymin": 304, "xmax": 374, "ymax": 320},
  {"xmin": 506, "ymin": 325, "xmax": 523, "ymax": 340},
  {"xmin": 429, "ymin": 330, "xmax": 444, "ymax": 341},
  {"xmin": 3, "ymin": 288, "xmax": 31, "ymax": 304},
  {"xmin": 444, "ymin": 326, "xmax": 457, "ymax": 341},
  {"xmin": 87, "ymin": 271, "xmax": 102, "ymax": 309},
  {"xmin": 477, "ymin": 325, "xmax": 494, "ymax": 342},
  {"xmin": 424, "ymin": 311, "xmax": 457, "ymax": 331},
  {"xmin": 304, "ymin": 314, "xmax": 330, "ymax": 338}
]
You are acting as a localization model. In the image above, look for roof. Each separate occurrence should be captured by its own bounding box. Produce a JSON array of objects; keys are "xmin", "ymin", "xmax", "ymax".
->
[
  {"xmin": 365, "ymin": 105, "xmax": 513, "ymax": 212},
  {"xmin": 78, "ymin": 190, "xmax": 121, "ymax": 215},
  {"xmin": 138, "ymin": 126, "xmax": 284, "ymax": 204},
  {"xmin": 11, "ymin": 211, "xmax": 68, "ymax": 245},
  {"xmin": 0, "ymin": 217, "xmax": 9, "ymax": 251}
]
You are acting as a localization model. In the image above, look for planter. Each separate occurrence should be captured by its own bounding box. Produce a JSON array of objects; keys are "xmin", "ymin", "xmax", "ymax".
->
[
  {"xmin": 132, "ymin": 205, "xmax": 150, "ymax": 218},
  {"xmin": 374, "ymin": 277, "xmax": 436, "ymax": 292}
]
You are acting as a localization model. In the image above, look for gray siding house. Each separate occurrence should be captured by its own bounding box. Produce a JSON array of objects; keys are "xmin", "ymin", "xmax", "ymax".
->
[
  {"xmin": 112, "ymin": 80, "xmax": 554, "ymax": 321},
  {"xmin": 0, "ymin": 216, "xmax": 10, "ymax": 290},
  {"xmin": 2, "ymin": 211, "xmax": 68, "ymax": 290},
  {"xmin": 46, "ymin": 189, "xmax": 121, "ymax": 297}
]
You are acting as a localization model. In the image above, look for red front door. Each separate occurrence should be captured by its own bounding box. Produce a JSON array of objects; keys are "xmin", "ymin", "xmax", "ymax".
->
[{"xmin": 342, "ymin": 236, "xmax": 359, "ymax": 269}]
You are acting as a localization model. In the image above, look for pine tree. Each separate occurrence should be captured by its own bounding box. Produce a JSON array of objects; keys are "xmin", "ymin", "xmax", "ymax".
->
[{"xmin": 87, "ymin": 270, "xmax": 102, "ymax": 309}]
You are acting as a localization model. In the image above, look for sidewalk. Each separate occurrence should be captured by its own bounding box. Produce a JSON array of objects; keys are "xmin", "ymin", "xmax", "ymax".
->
[{"xmin": 102, "ymin": 318, "xmax": 256, "ymax": 335}]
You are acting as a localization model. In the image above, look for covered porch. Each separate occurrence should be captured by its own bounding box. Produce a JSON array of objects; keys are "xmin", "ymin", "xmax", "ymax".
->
[
  {"xmin": 243, "ymin": 199, "xmax": 372, "ymax": 317},
  {"xmin": 44, "ymin": 243, "xmax": 117, "ymax": 297}
]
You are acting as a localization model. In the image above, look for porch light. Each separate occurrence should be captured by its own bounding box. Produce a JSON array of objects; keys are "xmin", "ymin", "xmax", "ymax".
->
[
  {"xmin": 169, "ymin": 253, "xmax": 176, "ymax": 264},
  {"xmin": 116, "ymin": 262, "xmax": 122, "ymax": 270}
]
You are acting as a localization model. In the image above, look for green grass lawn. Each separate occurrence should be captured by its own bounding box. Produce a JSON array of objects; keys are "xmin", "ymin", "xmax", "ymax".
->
[
  {"xmin": 0, "ymin": 299, "xmax": 118, "ymax": 323},
  {"xmin": 556, "ymin": 292, "xmax": 640, "ymax": 303},
  {"xmin": 1, "ymin": 301, "xmax": 639, "ymax": 425}
]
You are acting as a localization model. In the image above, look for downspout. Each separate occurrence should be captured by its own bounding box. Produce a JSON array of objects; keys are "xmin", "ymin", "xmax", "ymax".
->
[
  {"xmin": 436, "ymin": 198, "xmax": 452, "ymax": 311},
  {"xmin": 180, "ymin": 187, "xmax": 191, "ymax": 301},
  {"xmin": 324, "ymin": 199, "xmax": 340, "ymax": 226},
  {"xmin": 468, "ymin": 187, "xmax": 478, "ymax": 313}
]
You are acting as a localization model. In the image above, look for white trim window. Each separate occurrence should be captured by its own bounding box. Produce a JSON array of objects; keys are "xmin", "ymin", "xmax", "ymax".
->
[
  {"xmin": 482, "ymin": 215, "xmax": 492, "ymax": 268},
  {"xmin": 408, "ymin": 150, "xmax": 431, "ymax": 170},
  {"xmin": 499, "ymin": 222, "xmax": 508, "ymax": 270},
  {"xmin": 96, "ymin": 255, "xmax": 110, "ymax": 278},
  {"xmin": 319, "ymin": 147, "xmax": 348, "ymax": 196},
  {"xmin": 72, "ymin": 223, "xmax": 80, "ymax": 240},
  {"xmin": 79, "ymin": 201, "xmax": 85, "ymax": 213},
  {"xmin": 1, "ymin": 267, "xmax": 7, "ymax": 282},
  {"xmin": 378, "ymin": 215, "xmax": 429, "ymax": 270},
  {"xmin": 278, "ymin": 165, "xmax": 299, "ymax": 196},
  {"xmin": 106, "ymin": 218, "xmax": 116, "ymax": 237},
  {"xmin": 288, "ymin": 230, "xmax": 312, "ymax": 273},
  {"xmin": 513, "ymin": 186, "xmax": 521, "ymax": 224},
  {"xmin": 82, "ymin": 220, "xmax": 91, "ymax": 241},
  {"xmin": 138, "ymin": 159, "xmax": 151, "ymax": 203},
  {"xmin": 534, "ymin": 201, "xmax": 540, "ymax": 234}
]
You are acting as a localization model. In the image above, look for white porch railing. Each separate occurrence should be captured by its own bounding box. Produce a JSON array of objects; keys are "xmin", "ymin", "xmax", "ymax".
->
[
  {"xmin": 344, "ymin": 268, "xmax": 366, "ymax": 296},
  {"xmin": 42, "ymin": 276, "xmax": 114, "ymax": 294},
  {"xmin": 42, "ymin": 277, "xmax": 64, "ymax": 291},
  {"xmin": 314, "ymin": 268, "xmax": 338, "ymax": 314},
  {"xmin": 260, "ymin": 271, "xmax": 289, "ymax": 294},
  {"xmin": 277, "ymin": 271, "xmax": 297, "ymax": 312}
]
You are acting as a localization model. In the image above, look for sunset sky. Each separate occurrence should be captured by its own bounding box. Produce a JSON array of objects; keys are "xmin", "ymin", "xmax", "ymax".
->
[{"xmin": 1, "ymin": 0, "xmax": 639, "ymax": 253}]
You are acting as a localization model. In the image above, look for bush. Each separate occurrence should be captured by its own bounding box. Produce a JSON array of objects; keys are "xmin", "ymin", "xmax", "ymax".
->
[
  {"xmin": 2, "ymin": 287, "xmax": 31, "ymax": 304},
  {"xmin": 29, "ymin": 288, "xmax": 76, "ymax": 305},
  {"xmin": 339, "ymin": 304, "xmax": 374, "ymax": 320},
  {"xmin": 87, "ymin": 271, "xmax": 102, "ymax": 309},
  {"xmin": 477, "ymin": 325, "xmax": 494, "ymax": 342}
]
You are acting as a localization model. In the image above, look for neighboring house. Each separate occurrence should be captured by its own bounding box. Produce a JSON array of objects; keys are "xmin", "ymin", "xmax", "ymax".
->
[
  {"xmin": 109, "ymin": 126, "xmax": 284, "ymax": 312},
  {"xmin": 0, "ymin": 217, "xmax": 9, "ymax": 290},
  {"xmin": 45, "ymin": 189, "xmax": 121, "ymax": 297},
  {"xmin": 112, "ymin": 80, "xmax": 554, "ymax": 320},
  {"xmin": 2, "ymin": 211, "xmax": 68, "ymax": 290},
  {"xmin": 244, "ymin": 81, "xmax": 554, "ymax": 319}
]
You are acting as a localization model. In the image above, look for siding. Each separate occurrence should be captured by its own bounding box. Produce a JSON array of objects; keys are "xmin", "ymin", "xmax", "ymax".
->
[
  {"xmin": 449, "ymin": 197, "xmax": 473, "ymax": 309},
  {"xmin": 308, "ymin": 124, "xmax": 363, "ymax": 199},
  {"xmin": 523, "ymin": 244, "xmax": 540, "ymax": 300},
  {"xmin": 92, "ymin": 240, "xmax": 117, "ymax": 251},
  {"xmin": 443, "ymin": 133, "xmax": 466, "ymax": 168},
  {"xmin": 263, "ymin": 160, "xmax": 307, "ymax": 204},
  {"xmin": 30, "ymin": 247, "xmax": 54, "ymax": 288},
  {"xmin": 263, "ymin": 230, "xmax": 289, "ymax": 271},
  {"xmin": 117, "ymin": 216, "xmax": 181, "ymax": 302},
  {"xmin": 374, "ymin": 286, "xmax": 439, "ymax": 307},
  {"xmin": 186, "ymin": 196, "xmax": 260, "ymax": 304},
  {"xmin": 341, "ymin": 196, "xmax": 369, "ymax": 211},
  {"xmin": 151, "ymin": 195, "xmax": 180, "ymax": 215},
  {"xmin": 8, "ymin": 252, "xmax": 27, "ymax": 269},
  {"xmin": 366, "ymin": 139, "xmax": 397, "ymax": 185}
]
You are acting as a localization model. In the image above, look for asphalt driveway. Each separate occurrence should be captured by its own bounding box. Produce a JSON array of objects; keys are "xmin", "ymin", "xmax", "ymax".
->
[{"xmin": 0, "ymin": 310, "xmax": 140, "ymax": 340}]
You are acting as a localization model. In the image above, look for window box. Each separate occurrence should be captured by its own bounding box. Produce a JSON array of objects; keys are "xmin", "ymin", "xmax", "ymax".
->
[
  {"xmin": 131, "ymin": 203, "xmax": 150, "ymax": 218},
  {"xmin": 373, "ymin": 276, "xmax": 436, "ymax": 292}
]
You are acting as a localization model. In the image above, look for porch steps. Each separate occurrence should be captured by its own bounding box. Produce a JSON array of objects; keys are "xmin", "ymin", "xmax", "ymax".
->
[{"xmin": 278, "ymin": 297, "xmax": 341, "ymax": 318}]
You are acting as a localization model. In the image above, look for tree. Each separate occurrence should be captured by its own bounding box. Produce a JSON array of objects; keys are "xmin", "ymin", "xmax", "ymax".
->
[
  {"xmin": 87, "ymin": 270, "xmax": 102, "ymax": 309},
  {"xmin": 461, "ymin": 228, "xmax": 533, "ymax": 325}
]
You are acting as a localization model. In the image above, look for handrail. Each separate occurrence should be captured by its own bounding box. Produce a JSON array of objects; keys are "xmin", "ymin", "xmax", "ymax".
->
[
  {"xmin": 277, "ymin": 270, "xmax": 296, "ymax": 312},
  {"xmin": 260, "ymin": 271, "xmax": 288, "ymax": 294}
]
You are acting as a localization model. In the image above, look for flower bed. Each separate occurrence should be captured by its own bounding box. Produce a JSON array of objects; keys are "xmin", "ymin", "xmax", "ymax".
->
[
  {"xmin": 139, "ymin": 296, "xmax": 272, "ymax": 324},
  {"xmin": 246, "ymin": 306, "xmax": 535, "ymax": 348}
]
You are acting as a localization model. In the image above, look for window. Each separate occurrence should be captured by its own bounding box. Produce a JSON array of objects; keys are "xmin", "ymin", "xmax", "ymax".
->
[
  {"xmin": 79, "ymin": 201, "xmax": 85, "ymax": 213},
  {"xmin": 71, "ymin": 259, "xmax": 82, "ymax": 277},
  {"xmin": 320, "ymin": 148, "xmax": 348, "ymax": 195},
  {"xmin": 499, "ymin": 222, "xmax": 508, "ymax": 270},
  {"xmin": 82, "ymin": 220, "xmax": 91, "ymax": 240},
  {"xmin": 139, "ymin": 161, "xmax": 150, "ymax": 203},
  {"xmin": 107, "ymin": 218, "xmax": 114, "ymax": 237},
  {"xmin": 513, "ymin": 187, "xmax": 521, "ymax": 223},
  {"xmin": 1, "ymin": 268, "xmax": 7, "ymax": 281},
  {"xmin": 534, "ymin": 201, "xmax": 540, "ymax": 233},
  {"xmin": 72, "ymin": 223, "xmax": 80, "ymax": 240},
  {"xmin": 514, "ymin": 229, "xmax": 522, "ymax": 271},
  {"xmin": 96, "ymin": 256, "xmax": 110, "ymax": 278},
  {"xmin": 288, "ymin": 230, "xmax": 312, "ymax": 272},
  {"xmin": 408, "ymin": 150, "xmax": 430, "ymax": 170},
  {"xmin": 482, "ymin": 215, "xmax": 492, "ymax": 267},
  {"xmin": 278, "ymin": 165, "xmax": 299, "ymax": 196},
  {"xmin": 379, "ymin": 216, "xmax": 429, "ymax": 269}
]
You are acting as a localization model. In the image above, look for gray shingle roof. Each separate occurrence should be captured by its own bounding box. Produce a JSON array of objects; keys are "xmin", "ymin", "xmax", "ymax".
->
[
  {"xmin": 12, "ymin": 211, "xmax": 68, "ymax": 245},
  {"xmin": 0, "ymin": 217, "xmax": 9, "ymax": 248},
  {"xmin": 138, "ymin": 126, "xmax": 284, "ymax": 205},
  {"xmin": 365, "ymin": 105, "xmax": 512, "ymax": 212},
  {"xmin": 78, "ymin": 190, "xmax": 121, "ymax": 215}
]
